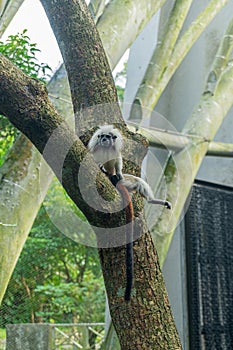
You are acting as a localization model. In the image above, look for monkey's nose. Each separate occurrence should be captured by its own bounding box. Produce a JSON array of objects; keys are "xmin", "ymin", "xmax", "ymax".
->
[{"xmin": 101, "ymin": 137, "xmax": 110, "ymax": 146}]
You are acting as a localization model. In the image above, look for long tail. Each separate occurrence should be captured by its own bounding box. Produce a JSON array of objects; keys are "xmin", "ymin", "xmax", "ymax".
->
[
  {"xmin": 115, "ymin": 181, "xmax": 134, "ymax": 302},
  {"xmin": 125, "ymin": 240, "xmax": 133, "ymax": 301}
]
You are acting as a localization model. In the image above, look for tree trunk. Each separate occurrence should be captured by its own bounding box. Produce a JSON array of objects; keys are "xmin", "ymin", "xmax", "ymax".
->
[
  {"xmin": 99, "ymin": 224, "xmax": 181, "ymax": 349},
  {"xmin": 0, "ymin": 51, "xmax": 181, "ymax": 350}
]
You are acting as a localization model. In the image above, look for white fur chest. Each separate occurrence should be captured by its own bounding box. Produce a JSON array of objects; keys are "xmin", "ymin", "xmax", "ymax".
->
[{"xmin": 93, "ymin": 147, "xmax": 118, "ymax": 164}]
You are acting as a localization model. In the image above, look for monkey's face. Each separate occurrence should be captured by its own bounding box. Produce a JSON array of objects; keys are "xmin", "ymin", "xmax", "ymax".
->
[
  {"xmin": 98, "ymin": 133, "xmax": 117, "ymax": 148},
  {"xmin": 88, "ymin": 125, "xmax": 123, "ymax": 156}
]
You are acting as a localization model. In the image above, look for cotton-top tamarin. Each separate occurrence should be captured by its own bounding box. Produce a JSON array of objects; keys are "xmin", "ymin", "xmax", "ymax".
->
[{"xmin": 88, "ymin": 125, "xmax": 171, "ymax": 301}]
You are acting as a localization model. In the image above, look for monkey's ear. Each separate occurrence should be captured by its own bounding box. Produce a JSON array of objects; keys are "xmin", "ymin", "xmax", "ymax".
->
[
  {"xmin": 97, "ymin": 135, "xmax": 101, "ymax": 138},
  {"xmin": 112, "ymin": 135, "xmax": 117, "ymax": 139}
]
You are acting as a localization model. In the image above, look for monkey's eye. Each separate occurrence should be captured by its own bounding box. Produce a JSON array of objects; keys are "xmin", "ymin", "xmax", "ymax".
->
[{"xmin": 101, "ymin": 134, "xmax": 111, "ymax": 139}]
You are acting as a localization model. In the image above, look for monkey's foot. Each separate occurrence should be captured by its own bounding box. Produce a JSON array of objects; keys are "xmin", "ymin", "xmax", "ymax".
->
[
  {"xmin": 164, "ymin": 201, "xmax": 172, "ymax": 209},
  {"xmin": 148, "ymin": 199, "xmax": 172, "ymax": 209}
]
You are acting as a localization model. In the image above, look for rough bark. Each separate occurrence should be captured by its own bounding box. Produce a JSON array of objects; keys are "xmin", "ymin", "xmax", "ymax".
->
[
  {"xmin": 0, "ymin": 54, "xmax": 117, "ymax": 223},
  {"xmin": 42, "ymin": 0, "xmax": 118, "ymax": 118},
  {"xmin": 100, "ymin": 222, "xmax": 181, "ymax": 349}
]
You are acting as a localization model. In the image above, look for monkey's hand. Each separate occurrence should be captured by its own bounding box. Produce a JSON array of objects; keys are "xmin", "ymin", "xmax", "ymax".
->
[
  {"xmin": 109, "ymin": 174, "xmax": 120, "ymax": 187},
  {"xmin": 164, "ymin": 201, "xmax": 172, "ymax": 210},
  {"xmin": 116, "ymin": 173, "xmax": 123, "ymax": 181}
]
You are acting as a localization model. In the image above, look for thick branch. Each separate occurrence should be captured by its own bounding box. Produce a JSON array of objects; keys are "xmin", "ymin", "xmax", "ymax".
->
[
  {"xmin": 40, "ymin": 0, "xmax": 117, "ymax": 112},
  {"xmin": 128, "ymin": 123, "xmax": 233, "ymax": 157},
  {"xmin": 0, "ymin": 53, "xmax": 121, "ymax": 226}
]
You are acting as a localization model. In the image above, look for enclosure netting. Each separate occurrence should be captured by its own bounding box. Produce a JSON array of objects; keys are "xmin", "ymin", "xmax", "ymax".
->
[{"xmin": 185, "ymin": 181, "xmax": 233, "ymax": 350}]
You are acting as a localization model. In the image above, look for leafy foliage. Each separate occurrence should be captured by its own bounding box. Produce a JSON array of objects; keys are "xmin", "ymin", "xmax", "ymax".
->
[
  {"xmin": 0, "ymin": 117, "xmax": 15, "ymax": 166},
  {"xmin": 0, "ymin": 328, "xmax": 5, "ymax": 350},
  {"xmin": 115, "ymin": 62, "xmax": 127, "ymax": 104},
  {"xmin": 0, "ymin": 29, "xmax": 51, "ymax": 166},
  {"xmin": 0, "ymin": 199, "xmax": 105, "ymax": 325},
  {"xmin": 0, "ymin": 29, "xmax": 51, "ymax": 80}
]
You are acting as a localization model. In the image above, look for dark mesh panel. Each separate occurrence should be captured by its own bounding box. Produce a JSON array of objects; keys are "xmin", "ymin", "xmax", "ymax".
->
[{"xmin": 185, "ymin": 181, "xmax": 233, "ymax": 350}]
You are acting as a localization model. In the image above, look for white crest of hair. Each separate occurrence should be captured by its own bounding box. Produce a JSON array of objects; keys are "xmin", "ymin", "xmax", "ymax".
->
[
  {"xmin": 120, "ymin": 174, "xmax": 155, "ymax": 201},
  {"xmin": 88, "ymin": 125, "xmax": 123, "ymax": 172},
  {"xmin": 88, "ymin": 125, "xmax": 123, "ymax": 152}
]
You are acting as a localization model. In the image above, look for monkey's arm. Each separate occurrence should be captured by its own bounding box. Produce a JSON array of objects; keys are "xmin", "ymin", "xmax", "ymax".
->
[{"xmin": 115, "ymin": 156, "xmax": 123, "ymax": 179}]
